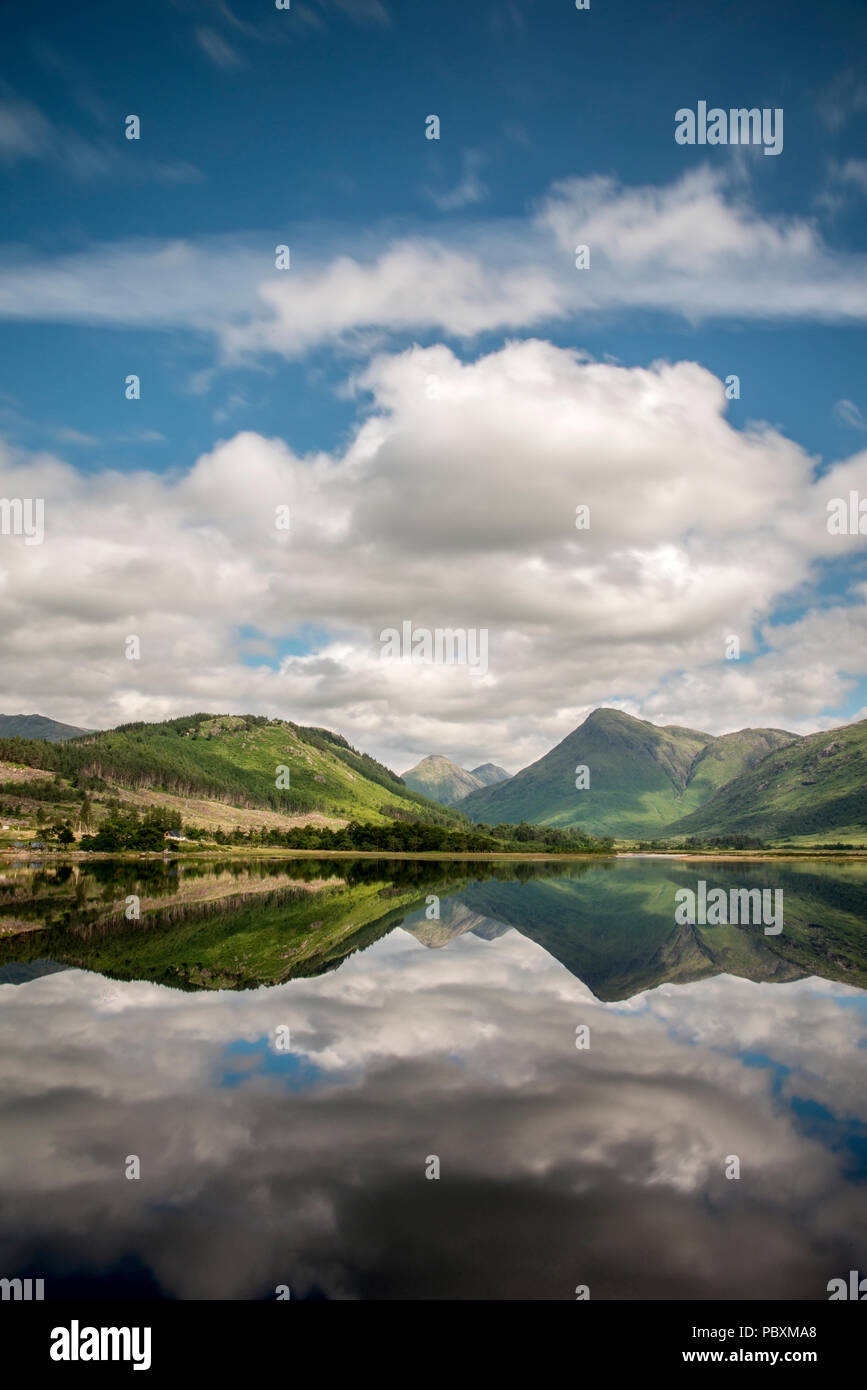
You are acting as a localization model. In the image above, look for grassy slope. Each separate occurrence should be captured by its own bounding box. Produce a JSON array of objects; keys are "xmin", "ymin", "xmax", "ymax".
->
[
  {"xmin": 0, "ymin": 713, "xmax": 456, "ymax": 831},
  {"xmin": 684, "ymin": 728, "xmax": 798, "ymax": 804},
  {"xmin": 668, "ymin": 718, "xmax": 867, "ymax": 843}
]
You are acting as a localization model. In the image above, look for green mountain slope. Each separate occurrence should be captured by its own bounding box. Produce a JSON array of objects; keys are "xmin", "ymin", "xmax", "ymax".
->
[
  {"xmin": 460, "ymin": 708, "xmax": 797, "ymax": 838},
  {"xmin": 668, "ymin": 718, "xmax": 867, "ymax": 843},
  {"xmin": 684, "ymin": 727, "xmax": 798, "ymax": 804},
  {"xmin": 0, "ymin": 713, "xmax": 93, "ymax": 741},
  {"xmin": 402, "ymin": 754, "xmax": 510, "ymax": 805},
  {"xmin": 0, "ymin": 713, "xmax": 456, "ymax": 826}
]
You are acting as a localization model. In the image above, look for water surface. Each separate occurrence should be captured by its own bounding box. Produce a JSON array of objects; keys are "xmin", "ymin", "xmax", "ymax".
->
[{"xmin": 1, "ymin": 855, "xmax": 865, "ymax": 1299}]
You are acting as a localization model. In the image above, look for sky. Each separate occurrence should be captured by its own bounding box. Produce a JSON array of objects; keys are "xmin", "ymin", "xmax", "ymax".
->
[{"xmin": 0, "ymin": 0, "xmax": 866, "ymax": 773}]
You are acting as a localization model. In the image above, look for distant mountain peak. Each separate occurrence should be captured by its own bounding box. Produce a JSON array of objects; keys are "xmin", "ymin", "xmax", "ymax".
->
[
  {"xmin": 470, "ymin": 763, "xmax": 511, "ymax": 786},
  {"xmin": 402, "ymin": 754, "xmax": 512, "ymax": 806},
  {"xmin": 0, "ymin": 713, "xmax": 93, "ymax": 742}
]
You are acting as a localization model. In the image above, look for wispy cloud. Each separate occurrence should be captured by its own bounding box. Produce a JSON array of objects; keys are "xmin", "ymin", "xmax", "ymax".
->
[
  {"xmin": 834, "ymin": 399, "xmax": 866, "ymax": 431},
  {"xmin": 0, "ymin": 92, "xmax": 202, "ymax": 183},
  {"xmin": 423, "ymin": 151, "xmax": 489, "ymax": 212},
  {"xmin": 831, "ymin": 157, "xmax": 867, "ymax": 194},
  {"xmin": 195, "ymin": 26, "xmax": 245, "ymax": 69},
  {"xmin": 0, "ymin": 97, "xmax": 52, "ymax": 161},
  {"xmin": 817, "ymin": 68, "xmax": 867, "ymax": 132}
]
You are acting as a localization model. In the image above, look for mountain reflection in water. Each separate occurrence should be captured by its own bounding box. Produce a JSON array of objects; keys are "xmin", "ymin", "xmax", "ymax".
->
[{"xmin": 0, "ymin": 856, "xmax": 865, "ymax": 1299}]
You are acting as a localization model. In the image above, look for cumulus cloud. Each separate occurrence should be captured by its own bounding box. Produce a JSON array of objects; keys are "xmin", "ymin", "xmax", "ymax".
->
[
  {"xmin": 1, "ymin": 340, "xmax": 866, "ymax": 767},
  {"xmin": 220, "ymin": 240, "xmax": 562, "ymax": 360}
]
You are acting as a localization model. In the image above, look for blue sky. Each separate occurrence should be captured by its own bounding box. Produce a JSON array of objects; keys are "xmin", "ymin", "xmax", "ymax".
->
[
  {"xmin": 1, "ymin": 0, "xmax": 866, "ymax": 767},
  {"xmin": 2, "ymin": 0, "xmax": 865, "ymax": 466}
]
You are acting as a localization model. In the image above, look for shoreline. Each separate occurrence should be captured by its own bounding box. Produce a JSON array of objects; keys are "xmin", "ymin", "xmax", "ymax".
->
[{"xmin": 2, "ymin": 847, "xmax": 867, "ymax": 863}]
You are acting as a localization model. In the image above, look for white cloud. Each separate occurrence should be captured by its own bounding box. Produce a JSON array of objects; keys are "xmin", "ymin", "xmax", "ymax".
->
[
  {"xmin": 1, "ymin": 341, "xmax": 866, "ymax": 767},
  {"xmin": 220, "ymin": 239, "xmax": 562, "ymax": 360},
  {"xmin": 834, "ymin": 398, "xmax": 866, "ymax": 430},
  {"xmin": 0, "ymin": 168, "xmax": 864, "ymax": 356},
  {"xmin": 537, "ymin": 167, "xmax": 867, "ymax": 321},
  {"xmin": 0, "ymin": 237, "xmax": 261, "ymax": 327},
  {"xmin": 221, "ymin": 168, "xmax": 867, "ymax": 353}
]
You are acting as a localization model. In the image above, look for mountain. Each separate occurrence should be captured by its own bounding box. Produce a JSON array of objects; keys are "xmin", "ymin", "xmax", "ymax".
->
[
  {"xmin": 459, "ymin": 708, "xmax": 798, "ymax": 838},
  {"xmin": 0, "ymin": 864, "xmax": 437, "ymax": 991},
  {"xmin": 403, "ymin": 900, "xmax": 511, "ymax": 948},
  {"xmin": 401, "ymin": 754, "xmax": 511, "ymax": 805},
  {"xmin": 4, "ymin": 704, "xmax": 861, "ymax": 844},
  {"xmin": 0, "ymin": 713, "xmax": 459, "ymax": 828},
  {"xmin": 469, "ymin": 763, "xmax": 511, "ymax": 788},
  {"xmin": 4, "ymin": 857, "xmax": 866, "ymax": 1001},
  {"xmin": 402, "ymin": 755, "xmax": 481, "ymax": 804},
  {"xmin": 0, "ymin": 960, "xmax": 70, "ymax": 986},
  {"xmin": 0, "ymin": 714, "xmax": 92, "ymax": 742},
  {"xmin": 667, "ymin": 717, "xmax": 867, "ymax": 843},
  {"xmin": 455, "ymin": 858, "xmax": 867, "ymax": 998}
]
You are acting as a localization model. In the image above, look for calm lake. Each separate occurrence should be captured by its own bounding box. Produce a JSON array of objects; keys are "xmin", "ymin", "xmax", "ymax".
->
[{"xmin": 1, "ymin": 855, "xmax": 866, "ymax": 1300}]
